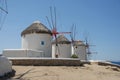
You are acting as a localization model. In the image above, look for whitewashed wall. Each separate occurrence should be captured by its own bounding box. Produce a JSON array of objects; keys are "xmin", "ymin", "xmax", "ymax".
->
[
  {"xmin": 3, "ymin": 49, "xmax": 27, "ymax": 57},
  {"xmin": 27, "ymin": 50, "xmax": 44, "ymax": 57},
  {"xmin": 3, "ymin": 49, "xmax": 44, "ymax": 57},
  {"xmin": 74, "ymin": 46, "xmax": 87, "ymax": 60},
  {"xmin": 52, "ymin": 44, "xmax": 71, "ymax": 58},
  {"xmin": 22, "ymin": 33, "xmax": 52, "ymax": 57}
]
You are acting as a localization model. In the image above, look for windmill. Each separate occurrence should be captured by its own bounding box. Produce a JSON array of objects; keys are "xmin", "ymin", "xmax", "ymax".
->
[
  {"xmin": 46, "ymin": 6, "xmax": 71, "ymax": 58},
  {"xmin": 84, "ymin": 36, "xmax": 97, "ymax": 60},
  {"xmin": 70, "ymin": 24, "xmax": 92, "ymax": 60},
  {"xmin": 85, "ymin": 36, "xmax": 91, "ymax": 60},
  {"xmin": 70, "ymin": 24, "xmax": 84, "ymax": 58},
  {"xmin": 0, "ymin": 0, "xmax": 8, "ymax": 30},
  {"xmin": 70, "ymin": 24, "xmax": 85, "ymax": 52}
]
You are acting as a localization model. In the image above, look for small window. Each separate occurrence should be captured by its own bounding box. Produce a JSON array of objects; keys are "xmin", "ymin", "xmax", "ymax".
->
[
  {"xmin": 41, "ymin": 41, "xmax": 45, "ymax": 45},
  {"xmin": 75, "ymin": 46, "xmax": 78, "ymax": 48}
]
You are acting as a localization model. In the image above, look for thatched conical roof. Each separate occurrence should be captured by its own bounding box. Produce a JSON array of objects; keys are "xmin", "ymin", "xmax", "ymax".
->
[
  {"xmin": 21, "ymin": 21, "xmax": 52, "ymax": 36},
  {"xmin": 52, "ymin": 35, "xmax": 71, "ymax": 44},
  {"xmin": 73, "ymin": 41, "xmax": 85, "ymax": 46}
]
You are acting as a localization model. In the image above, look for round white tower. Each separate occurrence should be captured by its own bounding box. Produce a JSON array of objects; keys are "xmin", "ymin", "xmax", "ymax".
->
[
  {"xmin": 21, "ymin": 21, "xmax": 52, "ymax": 57},
  {"xmin": 52, "ymin": 35, "xmax": 71, "ymax": 58},
  {"xmin": 73, "ymin": 41, "xmax": 87, "ymax": 60}
]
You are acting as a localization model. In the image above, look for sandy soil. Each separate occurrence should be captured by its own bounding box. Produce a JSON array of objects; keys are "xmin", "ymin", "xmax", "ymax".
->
[{"xmin": 10, "ymin": 64, "xmax": 120, "ymax": 80}]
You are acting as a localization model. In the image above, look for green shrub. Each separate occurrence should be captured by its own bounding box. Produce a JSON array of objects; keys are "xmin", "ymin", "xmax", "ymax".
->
[{"xmin": 71, "ymin": 54, "xmax": 78, "ymax": 58}]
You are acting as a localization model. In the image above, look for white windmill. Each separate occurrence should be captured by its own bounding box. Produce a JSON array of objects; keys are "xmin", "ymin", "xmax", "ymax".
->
[
  {"xmin": 70, "ymin": 24, "xmax": 87, "ymax": 60},
  {"xmin": 46, "ymin": 6, "xmax": 71, "ymax": 58},
  {"xmin": 84, "ymin": 35, "xmax": 97, "ymax": 60}
]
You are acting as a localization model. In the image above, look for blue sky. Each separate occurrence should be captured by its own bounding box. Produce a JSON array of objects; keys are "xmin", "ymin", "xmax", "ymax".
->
[{"xmin": 0, "ymin": 0, "xmax": 120, "ymax": 61}]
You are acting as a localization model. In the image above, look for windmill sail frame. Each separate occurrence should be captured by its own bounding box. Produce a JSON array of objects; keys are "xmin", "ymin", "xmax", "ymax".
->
[{"xmin": 46, "ymin": 6, "xmax": 71, "ymax": 58}]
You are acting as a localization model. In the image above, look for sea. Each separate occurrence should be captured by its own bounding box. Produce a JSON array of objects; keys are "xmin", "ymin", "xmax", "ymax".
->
[{"xmin": 111, "ymin": 61, "xmax": 120, "ymax": 66}]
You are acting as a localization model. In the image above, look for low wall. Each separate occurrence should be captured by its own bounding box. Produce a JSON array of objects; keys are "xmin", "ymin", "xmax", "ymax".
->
[
  {"xmin": 9, "ymin": 58, "xmax": 82, "ymax": 66},
  {"xmin": 3, "ymin": 50, "xmax": 27, "ymax": 57},
  {"xmin": 3, "ymin": 49, "xmax": 44, "ymax": 57}
]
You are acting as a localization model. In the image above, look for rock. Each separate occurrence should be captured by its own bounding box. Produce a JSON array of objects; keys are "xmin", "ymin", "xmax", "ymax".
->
[{"xmin": 0, "ymin": 55, "xmax": 15, "ymax": 79}]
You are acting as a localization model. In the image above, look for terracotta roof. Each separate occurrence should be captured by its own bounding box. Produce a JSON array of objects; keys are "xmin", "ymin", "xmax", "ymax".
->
[
  {"xmin": 52, "ymin": 35, "xmax": 71, "ymax": 44},
  {"xmin": 21, "ymin": 21, "xmax": 52, "ymax": 36}
]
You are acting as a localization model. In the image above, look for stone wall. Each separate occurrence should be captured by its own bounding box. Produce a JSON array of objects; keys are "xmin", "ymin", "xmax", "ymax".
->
[{"xmin": 9, "ymin": 58, "xmax": 82, "ymax": 66}]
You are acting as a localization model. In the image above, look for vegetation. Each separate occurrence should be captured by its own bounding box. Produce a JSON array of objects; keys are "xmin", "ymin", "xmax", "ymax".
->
[{"xmin": 71, "ymin": 54, "xmax": 78, "ymax": 58}]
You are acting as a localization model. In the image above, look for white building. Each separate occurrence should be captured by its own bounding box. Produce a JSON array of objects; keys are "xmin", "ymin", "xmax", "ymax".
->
[
  {"xmin": 3, "ymin": 21, "xmax": 52, "ymax": 57},
  {"xmin": 52, "ymin": 35, "xmax": 72, "ymax": 58},
  {"xmin": 21, "ymin": 21, "xmax": 52, "ymax": 57}
]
